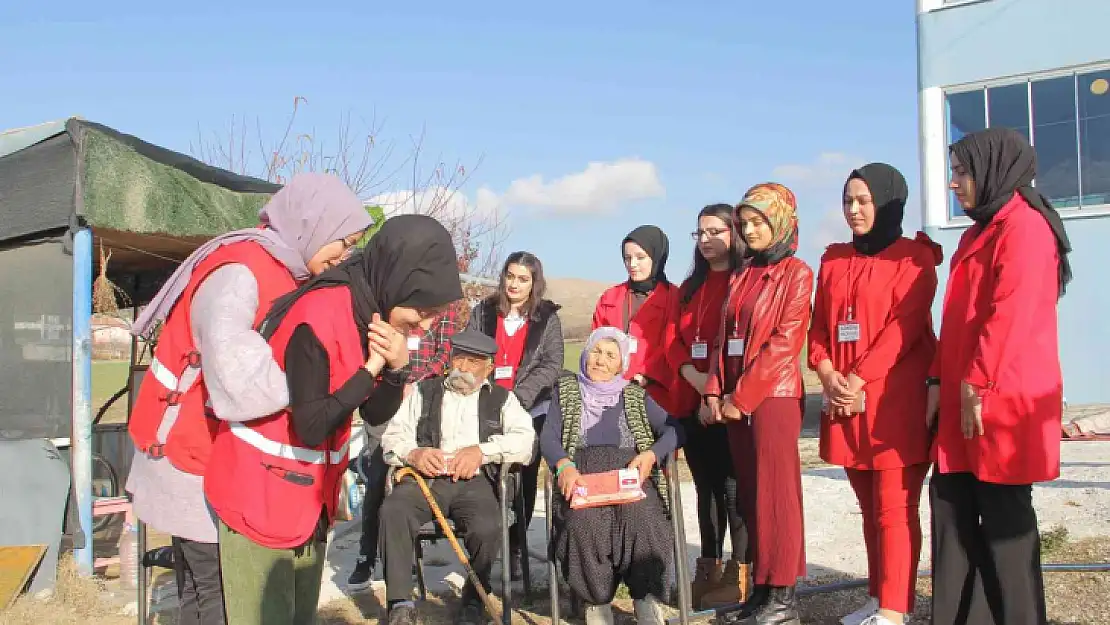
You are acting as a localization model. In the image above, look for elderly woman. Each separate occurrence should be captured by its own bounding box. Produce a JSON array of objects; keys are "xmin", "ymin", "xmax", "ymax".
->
[{"xmin": 541, "ymin": 327, "xmax": 682, "ymax": 625}]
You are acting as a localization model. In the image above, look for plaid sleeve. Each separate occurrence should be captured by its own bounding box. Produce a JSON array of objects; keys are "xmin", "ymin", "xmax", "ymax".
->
[{"xmin": 428, "ymin": 307, "xmax": 458, "ymax": 376}]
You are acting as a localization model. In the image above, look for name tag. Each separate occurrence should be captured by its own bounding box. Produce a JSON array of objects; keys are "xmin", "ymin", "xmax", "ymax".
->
[
  {"xmin": 691, "ymin": 341, "xmax": 708, "ymax": 360},
  {"xmin": 494, "ymin": 366, "xmax": 514, "ymax": 380},
  {"xmin": 406, "ymin": 336, "xmax": 421, "ymax": 351},
  {"xmin": 618, "ymin": 468, "xmax": 641, "ymax": 490},
  {"xmin": 628, "ymin": 337, "xmax": 639, "ymax": 354},
  {"xmin": 727, "ymin": 338, "xmax": 745, "ymax": 357},
  {"xmin": 837, "ymin": 322, "xmax": 861, "ymax": 343}
]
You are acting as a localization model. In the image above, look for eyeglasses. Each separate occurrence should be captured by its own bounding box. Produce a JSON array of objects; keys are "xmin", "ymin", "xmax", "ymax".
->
[{"xmin": 690, "ymin": 228, "xmax": 730, "ymax": 241}]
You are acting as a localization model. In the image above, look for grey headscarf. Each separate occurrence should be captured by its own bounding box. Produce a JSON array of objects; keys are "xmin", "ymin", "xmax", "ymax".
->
[{"xmin": 132, "ymin": 172, "xmax": 372, "ymax": 338}]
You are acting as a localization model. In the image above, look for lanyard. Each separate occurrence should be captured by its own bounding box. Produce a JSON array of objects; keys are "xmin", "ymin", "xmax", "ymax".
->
[
  {"xmin": 691, "ymin": 276, "xmax": 724, "ymax": 342},
  {"xmin": 844, "ymin": 256, "xmax": 868, "ymax": 321},
  {"xmin": 624, "ymin": 291, "xmax": 635, "ymax": 334},
  {"xmin": 729, "ymin": 270, "xmax": 763, "ymax": 338}
]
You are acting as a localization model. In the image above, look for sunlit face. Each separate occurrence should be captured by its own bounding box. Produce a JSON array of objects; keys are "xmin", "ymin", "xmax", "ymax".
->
[
  {"xmin": 306, "ymin": 231, "xmax": 365, "ymax": 276},
  {"xmin": 623, "ymin": 241, "xmax": 653, "ymax": 282},
  {"xmin": 585, "ymin": 338, "xmax": 623, "ymax": 383},
  {"xmin": 842, "ymin": 178, "xmax": 876, "ymax": 235},
  {"xmin": 446, "ymin": 353, "xmax": 493, "ymax": 395},
  {"xmin": 503, "ymin": 263, "xmax": 534, "ymax": 305},
  {"xmin": 738, "ymin": 207, "xmax": 774, "ymax": 252},
  {"xmin": 693, "ymin": 215, "xmax": 732, "ymax": 264},
  {"xmin": 949, "ymin": 152, "xmax": 977, "ymax": 210},
  {"xmin": 388, "ymin": 303, "xmax": 452, "ymax": 334}
]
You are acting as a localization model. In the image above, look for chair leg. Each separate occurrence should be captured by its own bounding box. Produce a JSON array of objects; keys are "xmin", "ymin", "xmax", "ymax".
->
[
  {"xmin": 415, "ymin": 538, "xmax": 428, "ymax": 601},
  {"xmin": 544, "ymin": 471, "xmax": 559, "ymax": 625},
  {"xmin": 666, "ymin": 456, "xmax": 692, "ymax": 625},
  {"xmin": 517, "ymin": 490, "xmax": 532, "ymax": 596}
]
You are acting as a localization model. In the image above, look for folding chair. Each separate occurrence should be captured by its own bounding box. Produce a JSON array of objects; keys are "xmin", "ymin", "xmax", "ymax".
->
[
  {"xmin": 384, "ymin": 462, "xmax": 531, "ymax": 625},
  {"xmin": 544, "ymin": 455, "xmax": 691, "ymax": 625}
]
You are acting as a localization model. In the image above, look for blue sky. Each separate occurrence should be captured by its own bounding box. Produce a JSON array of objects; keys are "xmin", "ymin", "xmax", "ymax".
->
[{"xmin": 1, "ymin": 0, "xmax": 923, "ymax": 282}]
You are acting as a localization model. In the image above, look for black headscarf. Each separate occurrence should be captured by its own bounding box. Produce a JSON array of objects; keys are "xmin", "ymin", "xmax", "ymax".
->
[
  {"xmin": 847, "ymin": 163, "xmax": 908, "ymax": 256},
  {"xmin": 622, "ymin": 225, "xmax": 670, "ymax": 294},
  {"xmin": 950, "ymin": 127, "xmax": 1073, "ymax": 297},
  {"xmin": 260, "ymin": 214, "xmax": 464, "ymax": 346}
]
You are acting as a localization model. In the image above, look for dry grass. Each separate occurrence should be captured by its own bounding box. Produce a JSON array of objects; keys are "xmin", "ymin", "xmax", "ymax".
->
[{"xmin": 1, "ymin": 556, "xmax": 133, "ymax": 625}]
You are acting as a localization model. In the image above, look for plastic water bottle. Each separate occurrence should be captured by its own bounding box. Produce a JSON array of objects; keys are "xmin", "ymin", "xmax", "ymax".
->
[
  {"xmin": 347, "ymin": 478, "xmax": 365, "ymax": 519},
  {"xmin": 118, "ymin": 521, "xmax": 138, "ymax": 589}
]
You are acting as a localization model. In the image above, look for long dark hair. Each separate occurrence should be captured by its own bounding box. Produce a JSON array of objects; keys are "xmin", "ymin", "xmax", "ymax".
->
[
  {"xmin": 494, "ymin": 251, "xmax": 547, "ymax": 318},
  {"xmin": 682, "ymin": 204, "xmax": 744, "ymax": 303}
]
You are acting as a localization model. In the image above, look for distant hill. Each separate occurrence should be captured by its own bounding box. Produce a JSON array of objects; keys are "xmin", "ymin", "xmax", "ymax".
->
[{"xmin": 545, "ymin": 277, "xmax": 611, "ymax": 341}]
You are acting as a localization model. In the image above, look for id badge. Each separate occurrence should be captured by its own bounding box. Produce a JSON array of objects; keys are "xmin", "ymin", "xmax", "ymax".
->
[
  {"xmin": 837, "ymin": 322, "xmax": 861, "ymax": 343},
  {"xmin": 406, "ymin": 336, "xmax": 421, "ymax": 351},
  {"xmin": 494, "ymin": 365, "xmax": 514, "ymax": 380},
  {"xmin": 727, "ymin": 338, "xmax": 745, "ymax": 357},
  {"xmin": 691, "ymin": 341, "xmax": 709, "ymax": 360},
  {"xmin": 628, "ymin": 337, "xmax": 639, "ymax": 354}
]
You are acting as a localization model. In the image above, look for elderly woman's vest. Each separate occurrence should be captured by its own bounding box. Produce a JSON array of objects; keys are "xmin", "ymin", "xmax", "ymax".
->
[
  {"xmin": 415, "ymin": 378, "xmax": 513, "ymax": 490},
  {"xmin": 555, "ymin": 372, "xmax": 671, "ymax": 516}
]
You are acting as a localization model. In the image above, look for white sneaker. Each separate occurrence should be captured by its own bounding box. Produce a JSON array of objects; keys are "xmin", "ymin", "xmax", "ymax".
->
[
  {"xmin": 841, "ymin": 597, "xmax": 879, "ymax": 625},
  {"xmin": 584, "ymin": 603, "xmax": 615, "ymax": 625},
  {"xmin": 859, "ymin": 615, "xmax": 898, "ymax": 625}
]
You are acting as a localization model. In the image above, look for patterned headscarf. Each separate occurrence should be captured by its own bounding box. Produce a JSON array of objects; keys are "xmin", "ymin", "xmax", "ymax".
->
[{"xmin": 737, "ymin": 182, "xmax": 799, "ymax": 265}]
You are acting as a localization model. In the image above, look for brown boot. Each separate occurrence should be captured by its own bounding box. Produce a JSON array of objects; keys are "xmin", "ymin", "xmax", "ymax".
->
[
  {"xmin": 691, "ymin": 558, "xmax": 723, "ymax": 609},
  {"xmin": 699, "ymin": 559, "xmax": 750, "ymax": 609}
]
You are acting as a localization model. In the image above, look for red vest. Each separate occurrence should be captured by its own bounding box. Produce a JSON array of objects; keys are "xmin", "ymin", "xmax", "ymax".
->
[
  {"xmin": 128, "ymin": 241, "xmax": 297, "ymax": 475},
  {"xmin": 204, "ymin": 286, "xmax": 364, "ymax": 549},
  {"xmin": 493, "ymin": 317, "xmax": 529, "ymax": 390}
]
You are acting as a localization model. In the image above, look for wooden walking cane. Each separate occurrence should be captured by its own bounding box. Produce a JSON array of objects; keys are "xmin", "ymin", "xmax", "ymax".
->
[{"xmin": 394, "ymin": 467, "xmax": 503, "ymax": 623}]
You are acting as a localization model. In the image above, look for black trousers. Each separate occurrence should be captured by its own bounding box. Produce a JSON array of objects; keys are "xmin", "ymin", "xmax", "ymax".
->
[
  {"xmin": 172, "ymin": 537, "xmax": 226, "ymax": 625},
  {"xmin": 930, "ymin": 471, "xmax": 1047, "ymax": 625},
  {"xmin": 357, "ymin": 441, "xmax": 391, "ymax": 564},
  {"xmin": 380, "ymin": 475, "xmax": 502, "ymax": 604},
  {"xmin": 509, "ymin": 414, "xmax": 544, "ymax": 552},
  {"xmin": 681, "ymin": 416, "xmax": 749, "ymax": 561}
]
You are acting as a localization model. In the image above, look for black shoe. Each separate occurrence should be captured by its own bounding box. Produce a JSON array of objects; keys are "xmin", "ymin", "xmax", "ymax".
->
[
  {"xmin": 142, "ymin": 546, "xmax": 175, "ymax": 570},
  {"xmin": 455, "ymin": 601, "xmax": 488, "ymax": 625},
  {"xmin": 388, "ymin": 603, "xmax": 417, "ymax": 625},
  {"xmin": 739, "ymin": 586, "xmax": 799, "ymax": 625},
  {"xmin": 727, "ymin": 584, "xmax": 768, "ymax": 621},
  {"xmin": 347, "ymin": 556, "xmax": 374, "ymax": 590}
]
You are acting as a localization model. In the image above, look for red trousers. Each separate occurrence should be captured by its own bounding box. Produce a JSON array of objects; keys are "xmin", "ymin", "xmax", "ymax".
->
[
  {"xmin": 727, "ymin": 397, "xmax": 806, "ymax": 586},
  {"xmin": 844, "ymin": 464, "xmax": 929, "ymax": 614}
]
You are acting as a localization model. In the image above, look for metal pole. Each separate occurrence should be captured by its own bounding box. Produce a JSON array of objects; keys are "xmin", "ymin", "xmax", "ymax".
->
[
  {"xmin": 132, "ymin": 274, "xmax": 147, "ymax": 625},
  {"xmin": 666, "ymin": 456, "xmax": 692, "ymax": 625},
  {"xmin": 545, "ymin": 471, "xmax": 559, "ymax": 625},
  {"xmin": 72, "ymin": 226, "xmax": 94, "ymax": 576},
  {"xmin": 499, "ymin": 470, "xmax": 512, "ymax": 625}
]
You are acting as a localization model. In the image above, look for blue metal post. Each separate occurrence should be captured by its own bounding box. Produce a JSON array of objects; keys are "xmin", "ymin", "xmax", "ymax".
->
[{"xmin": 72, "ymin": 227, "xmax": 94, "ymax": 576}]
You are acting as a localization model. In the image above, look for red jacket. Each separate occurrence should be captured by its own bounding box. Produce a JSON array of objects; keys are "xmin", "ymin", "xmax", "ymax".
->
[
  {"xmin": 657, "ymin": 270, "xmax": 731, "ymax": 417},
  {"xmin": 705, "ymin": 256, "xmax": 813, "ymax": 414},
  {"xmin": 932, "ymin": 194, "xmax": 1063, "ymax": 484},
  {"xmin": 808, "ymin": 234, "xmax": 942, "ymax": 469},
  {"xmin": 128, "ymin": 242, "xmax": 297, "ymax": 475},
  {"xmin": 592, "ymin": 282, "xmax": 680, "ymax": 400},
  {"xmin": 205, "ymin": 286, "xmax": 362, "ymax": 549}
]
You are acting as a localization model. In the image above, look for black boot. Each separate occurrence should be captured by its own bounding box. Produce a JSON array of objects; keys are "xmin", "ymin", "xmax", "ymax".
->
[
  {"xmin": 729, "ymin": 584, "xmax": 769, "ymax": 621},
  {"xmin": 739, "ymin": 586, "xmax": 799, "ymax": 625}
]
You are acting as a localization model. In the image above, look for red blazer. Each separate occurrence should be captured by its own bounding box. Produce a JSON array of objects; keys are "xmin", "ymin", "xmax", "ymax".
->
[
  {"xmin": 705, "ymin": 256, "xmax": 813, "ymax": 414},
  {"xmin": 931, "ymin": 194, "xmax": 1063, "ymax": 485},
  {"xmin": 592, "ymin": 281, "xmax": 678, "ymax": 384},
  {"xmin": 808, "ymin": 234, "xmax": 942, "ymax": 470},
  {"xmin": 656, "ymin": 270, "xmax": 731, "ymax": 417}
]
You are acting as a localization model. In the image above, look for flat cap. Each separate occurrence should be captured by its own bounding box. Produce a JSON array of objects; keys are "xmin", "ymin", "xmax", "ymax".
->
[{"xmin": 451, "ymin": 329, "xmax": 498, "ymax": 359}]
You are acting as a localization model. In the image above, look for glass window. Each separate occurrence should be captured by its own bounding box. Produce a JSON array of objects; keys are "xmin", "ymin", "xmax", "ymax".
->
[
  {"xmin": 1079, "ymin": 69, "xmax": 1110, "ymax": 207},
  {"xmin": 987, "ymin": 83, "xmax": 1030, "ymax": 140},
  {"xmin": 1031, "ymin": 76, "xmax": 1080, "ymax": 208},
  {"xmin": 946, "ymin": 90, "xmax": 986, "ymax": 218}
]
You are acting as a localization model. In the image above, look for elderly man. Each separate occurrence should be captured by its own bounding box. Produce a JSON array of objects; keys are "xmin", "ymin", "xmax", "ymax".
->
[{"xmin": 380, "ymin": 329, "xmax": 536, "ymax": 625}]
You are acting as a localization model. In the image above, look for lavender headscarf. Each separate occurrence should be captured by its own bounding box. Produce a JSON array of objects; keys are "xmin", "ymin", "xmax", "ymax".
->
[
  {"xmin": 132, "ymin": 173, "xmax": 373, "ymax": 338},
  {"xmin": 577, "ymin": 326, "xmax": 631, "ymax": 434}
]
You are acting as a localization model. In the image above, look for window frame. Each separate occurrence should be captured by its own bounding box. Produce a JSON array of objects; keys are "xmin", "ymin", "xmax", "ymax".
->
[{"xmin": 939, "ymin": 61, "xmax": 1110, "ymax": 227}]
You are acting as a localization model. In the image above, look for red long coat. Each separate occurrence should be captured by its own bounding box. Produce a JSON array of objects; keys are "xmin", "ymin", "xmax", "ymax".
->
[
  {"xmin": 807, "ymin": 234, "xmax": 942, "ymax": 470},
  {"xmin": 592, "ymin": 281, "xmax": 679, "ymax": 401},
  {"xmin": 932, "ymin": 193, "xmax": 1063, "ymax": 485}
]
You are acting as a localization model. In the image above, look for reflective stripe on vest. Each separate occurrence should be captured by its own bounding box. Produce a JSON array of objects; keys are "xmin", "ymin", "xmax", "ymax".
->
[
  {"xmin": 227, "ymin": 422, "xmax": 349, "ymax": 465},
  {"xmin": 148, "ymin": 355, "xmax": 204, "ymax": 446}
]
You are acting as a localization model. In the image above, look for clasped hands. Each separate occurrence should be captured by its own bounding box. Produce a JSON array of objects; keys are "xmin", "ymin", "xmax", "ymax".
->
[
  {"xmin": 363, "ymin": 312, "xmax": 410, "ymax": 376},
  {"xmin": 406, "ymin": 446, "xmax": 485, "ymax": 481},
  {"xmin": 816, "ymin": 362, "xmax": 865, "ymax": 419}
]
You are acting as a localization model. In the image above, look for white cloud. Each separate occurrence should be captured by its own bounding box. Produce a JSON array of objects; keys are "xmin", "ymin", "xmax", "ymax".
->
[
  {"xmin": 495, "ymin": 158, "xmax": 665, "ymax": 215},
  {"xmin": 368, "ymin": 185, "xmax": 502, "ymax": 223},
  {"xmin": 769, "ymin": 152, "xmax": 866, "ymax": 261}
]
